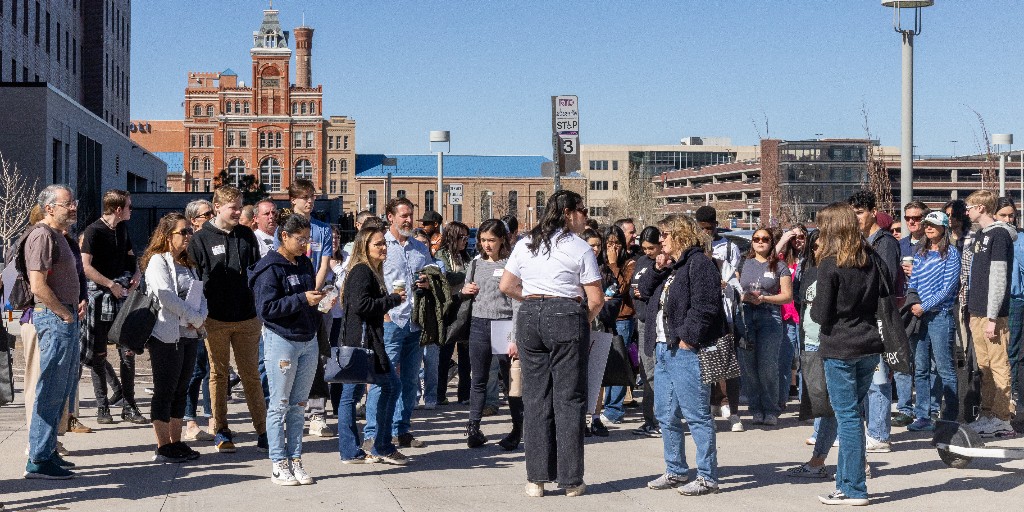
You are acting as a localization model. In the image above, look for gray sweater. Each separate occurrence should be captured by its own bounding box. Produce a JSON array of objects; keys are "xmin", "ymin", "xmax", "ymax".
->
[{"xmin": 470, "ymin": 257, "xmax": 514, "ymax": 319}]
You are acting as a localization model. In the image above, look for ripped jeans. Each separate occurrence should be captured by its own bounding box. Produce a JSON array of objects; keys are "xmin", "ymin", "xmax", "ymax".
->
[{"xmin": 263, "ymin": 327, "xmax": 318, "ymax": 462}]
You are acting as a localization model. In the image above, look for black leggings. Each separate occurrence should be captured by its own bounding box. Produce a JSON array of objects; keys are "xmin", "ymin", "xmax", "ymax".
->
[
  {"xmin": 148, "ymin": 337, "xmax": 199, "ymax": 423},
  {"xmin": 89, "ymin": 317, "xmax": 136, "ymax": 407}
]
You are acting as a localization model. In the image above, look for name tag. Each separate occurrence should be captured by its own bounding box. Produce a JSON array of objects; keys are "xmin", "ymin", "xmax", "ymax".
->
[
  {"xmin": 287, "ymin": 275, "xmax": 300, "ymax": 287},
  {"xmin": 492, "ymin": 268, "xmax": 504, "ymax": 277},
  {"xmin": 763, "ymin": 271, "xmax": 774, "ymax": 279},
  {"xmin": 212, "ymin": 245, "xmax": 226, "ymax": 256}
]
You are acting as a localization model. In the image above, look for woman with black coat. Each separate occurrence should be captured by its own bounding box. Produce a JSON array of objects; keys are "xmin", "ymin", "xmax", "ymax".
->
[
  {"xmin": 631, "ymin": 226, "xmax": 669, "ymax": 436},
  {"xmin": 337, "ymin": 226, "xmax": 407, "ymax": 465}
]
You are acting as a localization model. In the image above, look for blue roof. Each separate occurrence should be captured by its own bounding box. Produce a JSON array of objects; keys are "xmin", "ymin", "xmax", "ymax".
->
[
  {"xmin": 221, "ymin": 68, "xmax": 237, "ymax": 76},
  {"xmin": 155, "ymin": 152, "xmax": 184, "ymax": 174},
  {"xmin": 356, "ymin": 154, "xmax": 551, "ymax": 178}
]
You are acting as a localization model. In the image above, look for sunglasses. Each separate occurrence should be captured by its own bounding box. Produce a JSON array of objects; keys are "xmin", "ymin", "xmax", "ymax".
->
[
  {"xmin": 904, "ymin": 215, "xmax": 923, "ymax": 222},
  {"xmin": 576, "ymin": 207, "xmax": 588, "ymax": 216},
  {"xmin": 194, "ymin": 211, "xmax": 214, "ymax": 219},
  {"xmin": 172, "ymin": 228, "xmax": 194, "ymax": 237},
  {"xmin": 751, "ymin": 236, "xmax": 772, "ymax": 243}
]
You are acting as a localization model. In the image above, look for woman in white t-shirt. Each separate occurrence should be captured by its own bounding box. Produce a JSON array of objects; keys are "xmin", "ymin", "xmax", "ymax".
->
[{"xmin": 499, "ymin": 190, "xmax": 604, "ymax": 498}]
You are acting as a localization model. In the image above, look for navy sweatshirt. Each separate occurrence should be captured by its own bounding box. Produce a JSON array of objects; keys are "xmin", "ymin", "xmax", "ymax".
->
[{"xmin": 248, "ymin": 251, "xmax": 321, "ymax": 342}]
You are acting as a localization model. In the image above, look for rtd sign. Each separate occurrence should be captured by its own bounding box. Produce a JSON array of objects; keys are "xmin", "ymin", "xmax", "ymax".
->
[{"xmin": 554, "ymin": 96, "xmax": 579, "ymax": 134}]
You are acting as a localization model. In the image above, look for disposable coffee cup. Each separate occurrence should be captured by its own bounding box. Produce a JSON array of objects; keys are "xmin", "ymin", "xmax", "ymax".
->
[
  {"xmin": 393, "ymin": 279, "xmax": 407, "ymax": 294},
  {"xmin": 902, "ymin": 256, "xmax": 914, "ymax": 266}
]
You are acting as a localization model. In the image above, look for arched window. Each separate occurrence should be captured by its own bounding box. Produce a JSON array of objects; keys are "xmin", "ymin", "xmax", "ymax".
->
[
  {"xmin": 340, "ymin": 160, "xmax": 348, "ymax": 173},
  {"xmin": 275, "ymin": 132, "xmax": 282, "ymax": 148},
  {"xmin": 225, "ymin": 102, "xmax": 232, "ymax": 114},
  {"xmin": 309, "ymin": 102, "xmax": 316, "ymax": 115},
  {"xmin": 396, "ymin": 190, "xmax": 407, "ymax": 199},
  {"xmin": 202, "ymin": 158, "xmax": 211, "ymax": 171},
  {"xmin": 508, "ymin": 190, "xmax": 518, "ymax": 216},
  {"xmin": 192, "ymin": 105, "xmax": 201, "ymax": 117},
  {"xmin": 329, "ymin": 159, "xmax": 337, "ymax": 174},
  {"xmin": 300, "ymin": 102, "xmax": 307, "ymax": 115},
  {"xmin": 243, "ymin": 102, "xmax": 250, "ymax": 114},
  {"xmin": 206, "ymin": 105, "xmax": 214, "ymax": 117},
  {"xmin": 292, "ymin": 102, "xmax": 297, "ymax": 115},
  {"xmin": 234, "ymin": 101, "xmax": 241, "ymax": 113},
  {"xmin": 481, "ymin": 191, "xmax": 493, "ymax": 220},
  {"xmin": 190, "ymin": 158, "xmax": 199, "ymax": 172},
  {"xmin": 265, "ymin": 32, "xmax": 276, "ymax": 48},
  {"xmin": 260, "ymin": 157, "xmax": 282, "ymax": 192},
  {"xmin": 227, "ymin": 158, "xmax": 245, "ymax": 187},
  {"xmin": 294, "ymin": 159, "xmax": 313, "ymax": 181},
  {"xmin": 536, "ymin": 191, "xmax": 545, "ymax": 219}
]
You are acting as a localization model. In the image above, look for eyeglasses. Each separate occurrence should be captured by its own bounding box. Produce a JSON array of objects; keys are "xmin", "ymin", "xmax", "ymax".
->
[
  {"xmin": 576, "ymin": 207, "xmax": 588, "ymax": 216},
  {"xmin": 194, "ymin": 211, "xmax": 214, "ymax": 219},
  {"xmin": 52, "ymin": 200, "xmax": 79, "ymax": 209},
  {"xmin": 904, "ymin": 215, "xmax": 923, "ymax": 222},
  {"xmin": 171, "ymin": 228, "xmax": 194, "ymax": 237},
  {"xmin": 751, "ymin": 236, "xmax": 772, "ymax": 243},
  {"xmin": 291, "ymin": 236, "xmax": 311, "ymax": 245}
]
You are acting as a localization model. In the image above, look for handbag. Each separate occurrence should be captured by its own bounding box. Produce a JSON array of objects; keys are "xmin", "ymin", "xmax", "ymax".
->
[
  {"xmin": 107, "ymin": 279, "xmax": 159, "ymax": 355},
  {"xmin": 324, "ymin": 314, "xmax": 378, "ymax": 384},
  {"xmin": 602, "ymin": 334, "xmax": 635, "ymax": 387},
  {"xmin": 870, "ymin": 252, "xmax": 914, "ymax": 375},
  {"xmin": 697, "ymin": 332, "xmax": 742, "ymax": 385},
  {"xmin": 798, "ymin": 349, "xmax": 834, "ymax": 419},
  {"xmin": 508, "ymin": 357, "xmax": 522, "ymax": 397},
  {"xmin": 443, "ymin": 259, "xmax": 477, "ymax": 345}
]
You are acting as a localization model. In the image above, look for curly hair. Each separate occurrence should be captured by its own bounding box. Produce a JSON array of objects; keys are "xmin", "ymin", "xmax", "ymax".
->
[{"xmin": 657, "ymin": 214, "xmax": 709, "ymax": 257}]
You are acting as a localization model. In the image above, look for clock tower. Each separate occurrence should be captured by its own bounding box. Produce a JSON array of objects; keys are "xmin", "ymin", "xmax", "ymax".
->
[{"xmin": 251, "ymin": 8, "xmax": 291, "ymax": 116}]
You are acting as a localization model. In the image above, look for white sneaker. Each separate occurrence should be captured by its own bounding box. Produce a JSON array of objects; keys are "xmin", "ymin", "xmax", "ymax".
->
[
  {"xmin": 720, "ymin": 404, "xmax": 732, "ymax": 419},
  {"xmin": 728, "ymin": 415, "xmax": 745, "ymax": 432},
  {"xmin": 865, "ymin": 436, "xmax": 891, "ymax": 453},
  {"xmin": 290, "ymin": 458, "xmax": 314, "ymax": 485},
  {"xmin": 271, "ymin": 459, "xmax": 299, "ymax": 486},
  {"xmin": 308, "ymin": 416, "xmax": 335, "ymax": 438}
]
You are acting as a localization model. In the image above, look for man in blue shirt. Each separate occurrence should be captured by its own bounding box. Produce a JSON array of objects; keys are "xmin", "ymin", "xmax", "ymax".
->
[{"xmin": 364, "ymin": 197, "xmax": 434, "ymax": 449}]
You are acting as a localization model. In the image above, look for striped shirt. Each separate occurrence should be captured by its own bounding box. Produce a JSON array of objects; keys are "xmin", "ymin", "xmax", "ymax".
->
[{"xmin": 909, "ymin": 245, "xmax": 962, "ymax": 312}]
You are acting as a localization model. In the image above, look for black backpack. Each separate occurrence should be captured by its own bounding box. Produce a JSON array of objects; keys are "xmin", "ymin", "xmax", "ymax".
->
[{"xmin": 4, "ymin": 224, "xmax": 60, "ymax": 310}]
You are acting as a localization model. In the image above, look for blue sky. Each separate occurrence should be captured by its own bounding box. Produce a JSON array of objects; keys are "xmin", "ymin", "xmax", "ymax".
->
[{"xmin": 132, "ymin": 0, "xmax": 1024, "ymax": 156}]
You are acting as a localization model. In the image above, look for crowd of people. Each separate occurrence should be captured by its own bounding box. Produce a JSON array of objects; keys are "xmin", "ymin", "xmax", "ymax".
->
[{"xmin": 13, "ymin": 180, "xmax": 1024, "ymax": 506}]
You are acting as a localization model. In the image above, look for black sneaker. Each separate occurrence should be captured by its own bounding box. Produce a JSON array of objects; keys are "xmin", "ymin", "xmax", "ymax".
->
[
  {"xmin": 890, "ymin": 412, "xmax": 913, "ymax": 427},
  {"xmin": 172, "ymin": 442, "xmax": 201, "ymax": 461},
  {"xmin": 24, "ymin": 459, "xmax": 74, "ymax": 479},
  {"xmin": 818, "ymin": 489, "xmax": 869, "ymax": 506},
  {"xmin": 591, "ymin": 418, "xmax": 609, "ymax": 437},
  {"xmin": 397, "ymin": 433, "xmax": 425, "ymax": 448},
  {"xmin": 632, "ymin": 424, "xmax": 659, "ymax": 437},
  {"xmin": 154, "ymin": 444, "xmax": 188, "ymax": 463},
  {"xmin": 96, "ymin": 406, "xmax": 114, "ymax": 425},
  {"xmin": 122, "ymin": 404, "xmax": 150, "ymax": 424}
]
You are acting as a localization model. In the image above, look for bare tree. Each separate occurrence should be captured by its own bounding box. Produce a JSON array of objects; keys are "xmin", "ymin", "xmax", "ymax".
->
[
  {"xmin": 610, "ymin": 163, "xmax": 662, "ymax": 227},
  {"xmin": 967, "ymin": 106, "xmax": 998, "ymax": 190},
  {"xmin": 0, "ymin": 152, "xmax": 40, "ymax": 258},
  {"xmin": 861, "ymin": 102, "xmax": 895, "ymax": 214}
]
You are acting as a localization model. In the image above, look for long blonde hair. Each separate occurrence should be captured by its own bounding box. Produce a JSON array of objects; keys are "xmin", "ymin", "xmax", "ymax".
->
[
  {"xmin": 340, "ymin": 225, "xmax": 387, "ymax": 303},
  {"xmin": 815, "ymin": 203, "xmax": 869, "ymax": 268}
]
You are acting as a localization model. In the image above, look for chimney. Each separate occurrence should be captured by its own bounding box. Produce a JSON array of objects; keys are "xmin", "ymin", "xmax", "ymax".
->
[{"xmin": 294, "ymin": 26, "xmax": 314, "ymax": 88}]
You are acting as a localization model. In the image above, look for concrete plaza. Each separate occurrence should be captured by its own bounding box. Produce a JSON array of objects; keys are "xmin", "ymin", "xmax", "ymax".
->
[{"xmin": 2, "ymin": 353, "xmax": 1023, "ymax": 511}]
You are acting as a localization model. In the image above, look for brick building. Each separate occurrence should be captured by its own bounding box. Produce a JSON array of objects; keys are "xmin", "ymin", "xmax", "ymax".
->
[{"xmin": 135, "ymin": 7, "xmax": 356, "ymax": 205}]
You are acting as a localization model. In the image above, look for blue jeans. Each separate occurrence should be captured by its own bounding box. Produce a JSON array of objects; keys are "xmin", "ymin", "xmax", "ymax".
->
[
  {"xmin": 602, "ymin": 318, "xmax": 634, "ymax": 423},
  {"xmin": 805, "ymin": 345, "xmax": 839, "ymax": 459},
  {"xmin": 29, "ymin": 307, "xmax": 80, "ymax": 463},
  {"xmin": 780, "ymin": 320, "xmax": 798, "ymax": 407},
  {"xmin": 824, "ymin": 354, "xmax": 878, "ymax": 500},
  {"xmin": 337, "ymin": 382, "xmax": 367, "ymax": 460},
  {"xmin": 183, "ymin": 339, "xmax": 211, "ymax": 422},
  {"xmin": 865, "ymin": 361, "xmax": 891, "ymax": 442},
  {"xmin": 263, "ymin": 328, "xmax": 318, "ymax": 462},
  {"xmin": 914, "ymin": 309, "xmax": 958, "ymax": 420},
  {"xmin": 738, "ymin": 304, "xmax": 783, "ymax": 417},
  {"xmin": 365, "ymin": 322, "xmax": 422, "ymax": 439},
  {"xmin": 1009, "ymin": 298, "xmax": 1024, "ymax": 402},
  {"xmin": 655, "ymin": 343, "xmax": 718, "ymax": 482},
  {"xmin": 420, "ymin": 344, "xmax": 439, "ymax": 407},
  {"xmin": 258, "ymin": 331, "xmax": 271, "ymax": 406}
]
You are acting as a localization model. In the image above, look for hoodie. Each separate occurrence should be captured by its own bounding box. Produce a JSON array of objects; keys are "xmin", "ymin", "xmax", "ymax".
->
[
  {"xmin": 247, "ymin": 251, "xmax": 321, "ymax": 342},
  {"xmin": 967, "ymin": 221, "xmax": 1018, "ymax": 319},
  {"xmin": 188, "ymin": 221, "xmax": 261, "ymax": 322}
]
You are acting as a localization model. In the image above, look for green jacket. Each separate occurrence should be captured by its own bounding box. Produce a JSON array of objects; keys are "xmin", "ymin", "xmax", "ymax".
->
[{"xmin": 413, "ymin": 265, "xmax": 452, "ymax": 346}]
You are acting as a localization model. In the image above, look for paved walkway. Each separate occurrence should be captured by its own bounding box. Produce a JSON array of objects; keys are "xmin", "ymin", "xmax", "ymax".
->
[{"xmin": 2, "ymin": 367, "xmax": 1024, "ymax": 511}]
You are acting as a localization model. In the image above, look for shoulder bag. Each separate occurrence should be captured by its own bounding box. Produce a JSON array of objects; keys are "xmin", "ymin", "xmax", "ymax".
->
[
  {"xmin": 324, "ymin": 279, "xmax": 380, "ymax": 384},
  {"xmin": 692, "ymin": 256, "xmax": 741, "ymax": 384},
  {"xmin": 870, "ymin": 251, "xmax": 914, "ymax": 375},
  {"xmin": 107, "ymin": 255, "xmax": 176, "ymax": 354}
]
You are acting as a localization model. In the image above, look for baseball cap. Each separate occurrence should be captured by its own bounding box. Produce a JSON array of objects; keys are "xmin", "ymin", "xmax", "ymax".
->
[{"xmin": 922, "ymin": 211, "xmax": 949, "ymax": 228}]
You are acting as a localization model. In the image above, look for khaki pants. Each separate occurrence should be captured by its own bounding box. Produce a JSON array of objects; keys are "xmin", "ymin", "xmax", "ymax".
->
[
  {"xmin": 205, "ymin": 317, "xmax": 266, "ymax": 434},
  {"xmin": 22, "ymin": 323, "xmax": 74, "ymax": 437},
  {"xmin": 969, "ymin": 315, "xmax": 1016, "ymax": 420}
]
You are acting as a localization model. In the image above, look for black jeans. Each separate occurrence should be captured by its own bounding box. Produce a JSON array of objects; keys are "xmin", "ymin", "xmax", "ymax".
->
[
  {"xmin": 438, "ymin": 340, "xmax": 471, "ymax": 403},
  {"xmin": 517, "ymin": 297, "xmax": 588, "ymax": 487},
  {"xmin": 148, "ymin": 337, "xmax": 199, "ymax": 423},
  {"xmin": 468, "ymin": 318, "xmax": 524, "ymax": 426},
  {"xmin": 89, "ymin": 317, "xmax": 135, "ymax": 407},
  {"xmin": 637, "ymin": 319, "xmax": 656, "ymax": 427}
]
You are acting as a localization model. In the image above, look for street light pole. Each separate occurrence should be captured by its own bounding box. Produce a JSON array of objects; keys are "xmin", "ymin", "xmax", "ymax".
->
[
  {"xmin": 993, "ymin": 134, "xmax": 1013, "ymax": 196},
  {"xmin": 883, "ymin": 1, "xmax": 933, "ymax": 211},
  {"xmin": 429, "ymin": 131, "xmax": 450, "ymax": 219}
]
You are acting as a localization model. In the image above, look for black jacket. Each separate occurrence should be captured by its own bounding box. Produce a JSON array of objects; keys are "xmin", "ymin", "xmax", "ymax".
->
[
  {"xmin": 643, "ymin": 247, "xmax": 723, "ymax": 354},
  {"xmin": 810, "ymin": 252, "xmax": 885, "ymax": 360},
  {"xmin": 188, "ymin": 221, "xmax": 261, "ymax": 322},
  {"xmin": 341, "ymin": 263, "xmax": 403, "ymax": 373},
  {"xmin": 634, "ymin": 255, "xmax": 671, "ymax": 325},
  {"xmin": 247, "ymin": 251, "xmax": 320, "ymax": 342}
]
